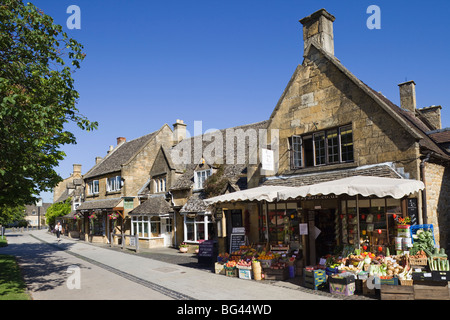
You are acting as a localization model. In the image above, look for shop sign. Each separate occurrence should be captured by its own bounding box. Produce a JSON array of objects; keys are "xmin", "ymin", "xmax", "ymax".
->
[
  {"xmin": 261, "ymin": 148, "xmax": 274, "ymax": 171},
  {"xmin": 124, "ymin": 198, "xmax": 134, "ymax": 210},
  {"xmin": 305, "ymin": 195, "xmax": 338, "ymax": 200}
]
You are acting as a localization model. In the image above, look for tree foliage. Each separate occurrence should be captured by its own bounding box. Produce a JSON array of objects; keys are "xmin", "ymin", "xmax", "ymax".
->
[
  {"xmin": 0, "ymin": 0, "xmax": 97, "ymax": 208},
  {"xmin": 45, "ymin": 198, "xmax": 71, "ymax": 227},
  {"xmin": 0, "ymin": 204, "xmax": 26, "ymax": 226}
]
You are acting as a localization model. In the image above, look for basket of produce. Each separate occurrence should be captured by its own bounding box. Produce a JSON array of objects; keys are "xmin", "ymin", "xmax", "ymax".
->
[
  {"xmin": 409, "ymin": 250, "xmax": 428, "ymax": 265},
  {"xmin": 399, "ymin": 279, "xmax": 413, "ymax": 286}
]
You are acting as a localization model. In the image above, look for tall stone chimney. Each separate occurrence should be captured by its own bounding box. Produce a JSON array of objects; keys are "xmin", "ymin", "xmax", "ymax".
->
[
  {"xmin": 299, "ymin": 9, "xmax": 336, "ymax": 56},
  {"xmin": 398, "ymin": 80, "xmax": 417, "ymax": 112},
  {"xmin": 418, "ymin": 105, "xmax": 442, "ymax": 130},
  {"xmin": 73, "ymin": 164, "xmax": 82, "ymax": 178},
  {"xmin": 117, "ymin": 137, "xmax": 126, "ymax": 145},
  {"xmin": 173, "ymin": 119, "xmax": 187, "ymax": 145}
]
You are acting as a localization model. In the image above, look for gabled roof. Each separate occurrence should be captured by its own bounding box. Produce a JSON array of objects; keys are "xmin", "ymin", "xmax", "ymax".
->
[
  {"xmin": 83, "ymin": 125, "xmax": 169, "ymax": 179},
  {"xmin": 129, "ymin": 194, "xmax": 172, "ymax": 215},
  {"xmin": 268, "ymin": 42, "xmax": 449, "ymax": 160},
  {"xmin": 169, "ymin": 120, "xmax": 268, "ymax": 191}
]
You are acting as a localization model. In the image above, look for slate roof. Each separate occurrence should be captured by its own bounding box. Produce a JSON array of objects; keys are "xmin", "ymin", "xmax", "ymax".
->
[
  {"xmin": 76, "ymin": 198, "xmax": 122, "ymax": 211},
  {"xmin": 262, "ymin": 162, "xmax": 402, "ymax": 187},
  {"xmin": 180, "ymin": 191, "xmax": 209, "ymax": 213},
  {"xmin": 170, "ymin": 120, "xmax": 269, "ymax": 191},
  {"xmin": 129, "ymin": 194, "xmax": 173, "ymax": 215},
  {"xmin": 83, "ymin": 131, "xmax": 159, "ymax": 179}
]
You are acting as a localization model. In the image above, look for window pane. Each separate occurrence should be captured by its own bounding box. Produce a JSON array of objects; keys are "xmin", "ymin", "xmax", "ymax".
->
[
  {"xmin": 291, "ymin": 136, "xmax": 302, "ymax": 168},
  {"xmin": 314, "ymin": 132, "xmax": 326, "ymax": 165},
  {"xmin": 327, "ymin": 129, "xmax": 339, "ymax": 164},
  {"xmin": 340, "ymin": 126, "xmax": 354, "ymax": 162}
]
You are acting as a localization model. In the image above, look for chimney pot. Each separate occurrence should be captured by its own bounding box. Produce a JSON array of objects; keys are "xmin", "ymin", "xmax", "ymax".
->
[
  {"xmin": 117, "ymin": 137, "xmax": 126, "ymax": 145},
  {"xmin": 73, "ymin": 164, "xmax": 82, "ymax": 177},
  {"xmin": 173, "ymin": 119, "xmax": 187, "ymax": 145},
  {"xmin": 95, "ymin": 157, "xmax": 103, "ymax": 164},
  {"xmin": 300, "ymin": 9, "xmax": 336, "ymax": 56},
  {"xmin": 398, "ymin": 80, "xmax": 417, "ymax": 112}
]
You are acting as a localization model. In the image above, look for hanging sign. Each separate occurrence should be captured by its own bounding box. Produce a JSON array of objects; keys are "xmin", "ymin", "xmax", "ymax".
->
[{"xmin": 261, "ymin": 148, "xmax": 274, "ymax": 171}]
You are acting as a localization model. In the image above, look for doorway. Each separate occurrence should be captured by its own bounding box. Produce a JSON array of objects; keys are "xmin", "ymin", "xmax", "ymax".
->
[{"xmin": 307, "ymin": 209, "xmax": 337, "ymax": 264}]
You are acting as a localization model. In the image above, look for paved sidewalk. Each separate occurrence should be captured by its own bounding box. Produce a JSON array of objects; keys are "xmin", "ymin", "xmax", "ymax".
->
[{"xmin": 1, "ymin": 229, "xmax": 374, "ymax": 300}]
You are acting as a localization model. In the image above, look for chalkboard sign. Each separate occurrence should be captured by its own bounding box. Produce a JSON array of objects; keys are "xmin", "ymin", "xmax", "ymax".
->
[
  {"xmin": 198, "ymin": 240, "xmax": 217, "ymax": 265},
  {"xmin": 198, "ymin": 240, "xmax": 214, "ymax": 258},
  {"xmin": 407, "ymin": 198, "xmax": 418, "ymax": 226},
  {"xmin": 229, "ymin": 233, "xmax": 246, "ymax": 253}
]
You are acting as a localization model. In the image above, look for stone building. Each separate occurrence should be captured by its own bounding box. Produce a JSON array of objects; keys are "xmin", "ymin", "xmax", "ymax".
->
[
  {"xmin": 130, "ymin": 120, "xmax": 269, "ymax": 250},
  {"xmin": 75, "ymin": 124, "xmax": 174, "ymax": 243},
  {"xmin": 206, "ymin": 9, "xmax": 450, "ymax": 261}
]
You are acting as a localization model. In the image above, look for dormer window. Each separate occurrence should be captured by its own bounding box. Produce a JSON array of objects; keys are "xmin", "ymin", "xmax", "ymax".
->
[
  {"xmin": 194, "ymin": 169, "xmax": 212, "ymax": 190},
  {"xmin": 153, "ymin": 176, "xmax": 167, "ymax": 193}
]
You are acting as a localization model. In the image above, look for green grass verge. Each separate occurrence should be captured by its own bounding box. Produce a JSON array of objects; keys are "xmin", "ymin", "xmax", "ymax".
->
[{"xmin": 0, "ymin": 237, "xmax": 31, "ymax": 300}]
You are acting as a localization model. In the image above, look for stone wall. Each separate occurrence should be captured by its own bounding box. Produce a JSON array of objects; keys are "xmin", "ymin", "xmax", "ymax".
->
[{"xmin": 424, "ymin": 162, "xmax": 450, "ymax": 250}]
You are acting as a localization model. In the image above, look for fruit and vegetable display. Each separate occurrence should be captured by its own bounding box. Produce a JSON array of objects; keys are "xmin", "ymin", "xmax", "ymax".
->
[{"xmin": 410, "ymin": 228, "xmax": 435, "ymax": 255}]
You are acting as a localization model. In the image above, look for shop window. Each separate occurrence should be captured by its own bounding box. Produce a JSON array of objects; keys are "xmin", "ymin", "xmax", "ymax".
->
[
  {"xmin": 289, "ymin": 124, "xmax": 354, "ymax": 169},
  {"xmin": 131, "ymin": 216, "xmax": 161, "ymax": 239},
  {"xmin": 340, "ymin": 197, "xmax": 403, "ymax": 254},
  {"xmin": 184, "ymin": 213, "xmax": 212, "ymax": 242},
  {"xmin": 263, "ymin": 203, "xmax": 300, "ymax": 244}
]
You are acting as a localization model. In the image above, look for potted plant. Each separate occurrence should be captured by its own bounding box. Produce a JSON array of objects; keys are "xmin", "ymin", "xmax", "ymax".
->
[
  {"xmin": 194, "ymin": 245, "xmax": 199, "ymax": 254},
  {"xmin": 179, "ymin": 242, "xmax": 189, "ymax": 253}
]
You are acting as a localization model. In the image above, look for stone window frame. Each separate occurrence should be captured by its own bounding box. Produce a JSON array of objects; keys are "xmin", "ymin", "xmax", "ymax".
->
[{"xmin": 289, "ymin": 124, "xmax": 354, "ymax": 169}]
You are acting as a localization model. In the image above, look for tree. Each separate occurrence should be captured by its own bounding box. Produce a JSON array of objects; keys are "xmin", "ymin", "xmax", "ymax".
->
[
  {"xmin": 0, "ymin": 1, "xmax": 97, "ymax": 208},
  {"xmin": 45, "ymin": 198, "xmax": 71, "ymax": 227},
  {"xmin": 0, "ymin": 204, "xmax": 26, "ymax": 226}
]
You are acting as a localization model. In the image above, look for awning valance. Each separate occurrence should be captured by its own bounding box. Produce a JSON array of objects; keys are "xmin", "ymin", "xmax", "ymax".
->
[
  {"xmin": 204, "ymin": 176, "xmax": 425, "ymax": 205},
  {"xmin": 277, "ymin": 176, "xmax": 425, "ymax": 200},
  {"xmin": 204, "ymin": 186, "xmax": 296, "ymax": 205}
]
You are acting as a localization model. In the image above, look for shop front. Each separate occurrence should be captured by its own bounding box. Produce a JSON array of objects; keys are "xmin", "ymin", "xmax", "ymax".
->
[
  {"xmin": 204, "ymin": 176, "xmax": 450, "ymax": 300},
  {"xmin": 76, "ymin": 198, "xmax": 124, "ymax": 244},
  {"xmin": 128, "ymin": 194, "xmax": 174, "ymax": 248}
]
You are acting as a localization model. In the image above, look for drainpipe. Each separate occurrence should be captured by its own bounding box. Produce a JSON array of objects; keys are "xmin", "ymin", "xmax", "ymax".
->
[{"xmin": 420, "ymin": 153, "xmax": 431, "ymax": 225}]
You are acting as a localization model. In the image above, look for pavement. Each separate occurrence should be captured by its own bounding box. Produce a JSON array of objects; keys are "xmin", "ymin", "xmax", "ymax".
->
[{"xmin": 0, "ymin": 229, "xmax": 376, "ymax": 301}]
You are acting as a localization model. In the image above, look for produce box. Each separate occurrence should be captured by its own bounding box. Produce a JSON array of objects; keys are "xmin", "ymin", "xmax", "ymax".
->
[
  {"xmin": 304, "ymin": 268, "xmax": 326, "ymax": 278},
  {"xmin": 224, "ymin": 267, "xmax": 237, "ymax": 277},
  {"xmin": 238, "ymin": 268, "xmax": 252, "ymax": 280},
  {"xmin": 413, "ymin": 280, "xmax": 450, "ymax": 300},
  {"xmin": 380, "ymin": 284, "xmax": 414, "ymax": 300},
  {"xmin": 329, "ymin": 282, "xmax": 355, "ymax": 296},
  {"xmin": 355, "ymin": 279, "xmax": 376, "ymax": 296},
  {"xmin": 329, "ymin": 274, "xmax": 356, "ymax": 285},
  {"xmin": 215, "ymin": 262, "xmax": 225, "ymax": 275},
  {"xmin": 263, "ymin": 268, "xmax": 288, "ymax": 281},
  {"xmin": 412, "ymin": 271, "xmax": 433, "ymax": 281},
  {"xmin": 325, "ymin": 267, "xmax": 339, "ymax": 276},
  {"xmin": 432, "ymin": 271, "xmax": 450, "ymax": 281},
  {"xmin": 379, "ymin": 277, "xmax": 398, "ymax": 285},
  {"xmin": 304, "ymin": 269, "xmax": 327, "ymax": 290}
]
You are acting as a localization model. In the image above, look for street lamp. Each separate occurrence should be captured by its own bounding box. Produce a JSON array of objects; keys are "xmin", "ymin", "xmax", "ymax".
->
[{"xmin": 36, "ymin": 198, "xmax": 43, "ymax": 230}]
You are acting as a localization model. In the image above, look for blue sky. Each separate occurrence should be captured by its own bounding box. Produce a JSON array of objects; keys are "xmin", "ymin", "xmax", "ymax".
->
[{"xmin": 32, "ymin": 0, "xmax": 450, "ymax": 203}]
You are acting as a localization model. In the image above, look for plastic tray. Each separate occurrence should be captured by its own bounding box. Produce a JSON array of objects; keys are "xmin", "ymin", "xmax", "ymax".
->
[{"xmin": 410, "ymin": 224, "xmax": 435, "ymax": 245}]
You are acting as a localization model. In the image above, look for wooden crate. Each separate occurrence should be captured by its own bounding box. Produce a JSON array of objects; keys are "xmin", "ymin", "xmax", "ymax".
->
[
  {"xmin": 263, "ymin": 267, "xmax": 288, "ymax": 281},
  {"xmin": 380, "ymin": 284, "xmax": 414, "ymax": 300},
  {"xmin": 413, "ymin": 280, "xmax": 450, "ymax": 300}
]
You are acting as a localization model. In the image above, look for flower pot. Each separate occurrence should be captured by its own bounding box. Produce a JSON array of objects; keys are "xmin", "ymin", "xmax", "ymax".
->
[{"xmin": 179, "ymin": 247, "xmax": 188, "ymax": 253}]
